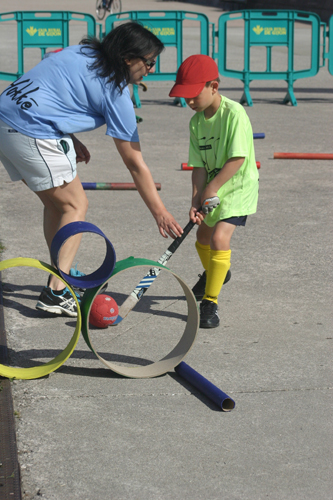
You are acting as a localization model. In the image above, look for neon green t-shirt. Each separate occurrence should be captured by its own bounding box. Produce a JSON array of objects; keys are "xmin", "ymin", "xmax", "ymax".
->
[{"xmin": 188, "ymin": 96, "xmax": 259, "ymax": 226}]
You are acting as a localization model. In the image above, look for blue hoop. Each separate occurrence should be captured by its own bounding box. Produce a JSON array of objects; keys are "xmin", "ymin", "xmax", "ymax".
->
[{"xmin": 51, "ymin": 221, "xmax": 116, "ymax": 289}]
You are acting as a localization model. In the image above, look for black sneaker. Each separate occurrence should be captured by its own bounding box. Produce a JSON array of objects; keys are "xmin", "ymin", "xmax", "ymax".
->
[
  {"xmin": 192, "ymin": 269, "xmax": 231, "ymax": 301},
  {"xmin": 199, "ymin": 299, "xmax": 220, "ymax": 328},
  {"xmin": 36, "ymin": 287, "xmax": 79, "ymax": 317}
]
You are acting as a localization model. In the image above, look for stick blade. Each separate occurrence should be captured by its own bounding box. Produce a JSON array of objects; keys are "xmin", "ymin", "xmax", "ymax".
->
[{"xmin": 111, "ymin": 294, "xmax": 138, "ymax": 325}]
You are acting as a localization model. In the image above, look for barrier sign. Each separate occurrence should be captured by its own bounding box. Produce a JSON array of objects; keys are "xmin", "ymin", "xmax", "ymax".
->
[
  {"xmin": 23, "ymin": 21, "xmax": 63, "ymax": 46},
  {"xmin": 250, "ymin": 20, "xmax": 288, "ymax": 44},
  {"xmin": 0, "ymin": 11, "xmax": 96, "ymax": 81}
]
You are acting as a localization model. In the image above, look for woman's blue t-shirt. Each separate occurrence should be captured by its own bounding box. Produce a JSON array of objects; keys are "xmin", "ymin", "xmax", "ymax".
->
[{"xmin": 0, "ymin": 45, "xmax": 139, "ymax": 142}]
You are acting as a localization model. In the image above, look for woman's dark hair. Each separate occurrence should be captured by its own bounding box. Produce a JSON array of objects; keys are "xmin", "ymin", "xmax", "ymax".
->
[{"xmin": 80, "ymin": 22, "xmax": 164, "ymax": 91}]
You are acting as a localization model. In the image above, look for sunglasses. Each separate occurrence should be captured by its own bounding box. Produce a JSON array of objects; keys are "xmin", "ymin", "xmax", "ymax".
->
[{"xmin": 141, "ymin": 57, "xmax": 157, "ymax": 70}]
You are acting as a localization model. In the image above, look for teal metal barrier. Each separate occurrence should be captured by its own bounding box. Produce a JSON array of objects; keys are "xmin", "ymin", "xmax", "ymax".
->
[
  {"xmin": 217, "ymin": 10, "xmax": 321, "ymax": 106},
  {"xmin": 0, "ymin": 11, "xmax": 96, "ymax": 81},
  {"xmin": 319, "ymin": 22, "xmax": 328, "ymax": 69},
  {"xmin": 328, "ymin": 15, "xmax": 333, "ymax": 75},
  {"xmin": 104, "ymin": 11, "xmax": 210, "ymax": 108}
]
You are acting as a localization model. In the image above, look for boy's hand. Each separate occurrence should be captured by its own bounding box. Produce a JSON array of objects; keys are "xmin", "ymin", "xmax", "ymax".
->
[
  {"xmin": 189, "ymin": 206, "xmax": 205, "ymax": 225},
  {"xmin": 202, "ymin": 196, "xmax": 220, "ymax": 214}
]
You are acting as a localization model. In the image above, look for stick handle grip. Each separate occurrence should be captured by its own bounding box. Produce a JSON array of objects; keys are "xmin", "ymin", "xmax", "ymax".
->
[{"xmin": 166, "ymin": 219, "xmax": 196, "ymax": 255}]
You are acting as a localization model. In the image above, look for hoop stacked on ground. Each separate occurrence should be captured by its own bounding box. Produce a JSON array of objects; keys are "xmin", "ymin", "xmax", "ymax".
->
[
  {"xmin": 50, "ymin": 221, "xmax": 116, "ymax": 290},
  {"xmin": 80, "ymin": 257, "xmax": 199, "ymax": 378},
  {"xmin": 0, "ymin": 258, "xmax": 81, "ymax": 380}
]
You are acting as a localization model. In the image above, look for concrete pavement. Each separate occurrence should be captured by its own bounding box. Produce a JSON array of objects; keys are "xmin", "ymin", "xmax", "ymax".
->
[{"xmin": 0, "ymin": 1, "xmax": 332, "ymax": 498}]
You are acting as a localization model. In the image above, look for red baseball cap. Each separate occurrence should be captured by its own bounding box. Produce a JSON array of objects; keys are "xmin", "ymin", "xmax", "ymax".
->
[{"xmin": 169, "ymin": 54, "xmax": 219, "ymax": 98}]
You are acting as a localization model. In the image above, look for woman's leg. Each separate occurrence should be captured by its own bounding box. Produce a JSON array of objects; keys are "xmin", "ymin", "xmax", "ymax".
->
[{"xmin": 35, "ymin": 176, "xmax": 88, "ymax": 290}]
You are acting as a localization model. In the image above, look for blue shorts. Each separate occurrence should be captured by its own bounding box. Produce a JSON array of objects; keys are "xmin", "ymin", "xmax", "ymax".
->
[
  {"xmin": 222, "ymin": 216, "xmax": 247, "ymax": 226},
  {"xmin": 0, "ymin": 118, "xmax": 77, "ymax": 192}
]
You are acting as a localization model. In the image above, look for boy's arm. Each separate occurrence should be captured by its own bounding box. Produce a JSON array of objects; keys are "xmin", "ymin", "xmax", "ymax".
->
[
  {"xmin": 189, "ymin": 167, "xmax": 207, "ymax": 224},
  {"xmin": 202, "ymin": 157, "xmax": 245, "ymax": 202}
]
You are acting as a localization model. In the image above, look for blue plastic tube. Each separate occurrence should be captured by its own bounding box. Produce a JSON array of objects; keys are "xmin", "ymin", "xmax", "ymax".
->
[
  {"xmin": 253, "ymin": 133, "xmax": 265, "ymax": 139},
  {"xmin": 81, "ymin": 182, "xmax": 161, "ymax": 190},
  {"xmin": 175, "ymin": 361, "xmax": 235, "ymax": 411}
]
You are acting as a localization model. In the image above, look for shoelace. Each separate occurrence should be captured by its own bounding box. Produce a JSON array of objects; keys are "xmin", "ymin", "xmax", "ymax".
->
[
  {"xmin": 59, "ymin": 293, "xmax": 77, "ymax": 311},
  {"xmin": 64, "ymin": 287, "xmax": 81, "ymax": 302},
  {"xmin": 201, "ymin": 300, "xmax": 217, "ymax": 313},
  {"xmin": 194, "ymin": 272, "xmax": 206, "ymax": 288},
  {"xmin": 69, "ymin": 264, "xmax": 86, "ymax": 278}
]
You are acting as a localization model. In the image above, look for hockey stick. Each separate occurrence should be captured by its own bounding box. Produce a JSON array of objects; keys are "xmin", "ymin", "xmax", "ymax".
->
[
  {"xmin": 112, "ymin": 197, "xmax": 220, "ymax": 325},
  {"xmin": 112, "ymin": 219, "xmax": 195, "ymax": 324}
]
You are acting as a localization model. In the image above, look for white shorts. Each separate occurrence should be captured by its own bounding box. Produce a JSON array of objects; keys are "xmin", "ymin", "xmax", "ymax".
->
[{"xmin": 0, "ymin": 118, "xmax": 77, "ymax": 192}]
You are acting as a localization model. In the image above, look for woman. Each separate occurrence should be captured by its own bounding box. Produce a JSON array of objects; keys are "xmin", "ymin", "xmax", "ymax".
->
[{"xmin": 0, "ymin": 22, "xmax": 183, "ymax": 317}]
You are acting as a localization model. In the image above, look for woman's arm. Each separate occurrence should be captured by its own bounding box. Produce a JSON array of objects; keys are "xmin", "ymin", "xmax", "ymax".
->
[
  {"xmin": 113, "ymin": 138, "xmax": 183, "ymax": 239},
  {"xmin": 69, "ymin": 134, "xmax": 91, "ymax": 164}
]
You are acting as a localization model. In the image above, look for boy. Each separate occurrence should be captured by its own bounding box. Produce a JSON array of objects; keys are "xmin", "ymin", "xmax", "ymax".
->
[{"xmin": 169, "ymin": 55, "xmax": 259, "ymax": 329}]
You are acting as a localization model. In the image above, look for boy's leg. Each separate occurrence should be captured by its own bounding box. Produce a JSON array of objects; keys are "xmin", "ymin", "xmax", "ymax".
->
[
  {"xmin": 210, "ymin": 220, "xmax": 236, "ymax": 251},
  {"xmin": 195, "ymin": 222, "xmax": 213, "ymax": 268},
  {"xmin": 200, "ymin": 222, "xmax": 235, "ymax": 328},
  {"xmin": 204, "ymin": 221, "xmax": 235, "ymax": 302},
  {"xmin": 204, "ymin": 249, "xmax": 231, "ymax": 303},
  {"xmin": 197, "ymin": 221, "xmax": 213, "ymax": 246},
  {"xmin": 193, "ymin": 222, "xmax": 231, "ymax": 301},
  {"xmin": 192, "ymin": 223, "xmax": 213, "ymax": 300},
  {"xmin": 195, "ymin": 241, "xmax": 211, "ymax": 271}
]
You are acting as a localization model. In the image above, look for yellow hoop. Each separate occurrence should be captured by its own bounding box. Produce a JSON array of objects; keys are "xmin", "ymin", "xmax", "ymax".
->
[{"xmin": 0, "ymin": 258, "xmax": 81, "ymax": 380}]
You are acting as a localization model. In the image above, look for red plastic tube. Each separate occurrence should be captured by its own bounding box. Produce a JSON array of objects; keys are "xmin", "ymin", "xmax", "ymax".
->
[{"xmin": 274, "ymin": 153, "xmax": 333, "ymax": 160}]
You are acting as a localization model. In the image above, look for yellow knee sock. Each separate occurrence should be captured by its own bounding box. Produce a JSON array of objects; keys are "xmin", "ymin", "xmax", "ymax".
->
[
  {"xmin": 195, "ymin": 241, "xmax": 211, "ymax": 271},
  {"xmin": 204, "ymin": 249, "xmax": 231, "ymax": 304}
]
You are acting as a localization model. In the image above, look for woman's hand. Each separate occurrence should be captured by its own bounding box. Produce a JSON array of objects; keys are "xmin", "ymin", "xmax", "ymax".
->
[
  {"xmin": 70, "ymin": 134, "xmax": 91, "ymax": 164},
  {"xmin": 155, "ymin": 211, "xmax": 183, "ymax": 239}
]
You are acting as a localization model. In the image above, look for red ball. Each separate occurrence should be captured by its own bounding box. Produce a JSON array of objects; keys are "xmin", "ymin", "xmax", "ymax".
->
[{"xmin": 89, "ymin": 294, "xmax": 118, "ymax": 328}]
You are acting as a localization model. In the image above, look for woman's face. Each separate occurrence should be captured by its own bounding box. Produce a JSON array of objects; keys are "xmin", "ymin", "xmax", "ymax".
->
[{"xmin": 126, "ymin": 54, "xmax": 157, "ymax": 85}]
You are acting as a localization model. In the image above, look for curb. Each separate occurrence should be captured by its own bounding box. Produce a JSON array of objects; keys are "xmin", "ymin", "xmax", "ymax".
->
[{"xmin": 0, "ymin": 271, "xmax": 22, "ymax": 499}]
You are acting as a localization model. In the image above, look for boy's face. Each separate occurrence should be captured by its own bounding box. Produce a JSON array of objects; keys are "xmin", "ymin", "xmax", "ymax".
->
[{"xmin": 184, "ymin": 81, "xmax": 219, "ymax": 113}]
